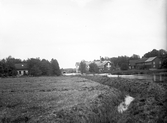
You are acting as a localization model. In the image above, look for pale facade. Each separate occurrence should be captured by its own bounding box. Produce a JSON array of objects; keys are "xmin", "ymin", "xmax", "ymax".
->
[{"xmin": 17, "ymin": 70, "xmax": 28, "ymax": 76}]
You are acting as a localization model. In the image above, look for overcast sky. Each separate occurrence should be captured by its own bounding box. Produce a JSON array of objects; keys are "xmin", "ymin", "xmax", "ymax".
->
[{"xmin": 0, "ymin": 0, "xmax": 166, "ymax": 68}]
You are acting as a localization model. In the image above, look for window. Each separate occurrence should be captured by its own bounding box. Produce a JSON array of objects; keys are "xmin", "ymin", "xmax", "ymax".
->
[{"xmin": 153, "ymin": 62, "xmax": 156, "ymax": 68}]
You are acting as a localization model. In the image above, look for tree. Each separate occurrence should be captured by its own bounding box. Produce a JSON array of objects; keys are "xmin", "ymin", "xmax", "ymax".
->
[
  {"xmin": 0, "ymin": 56, "xmax": 22, "ymax": 76},
  {"xmin": 161, "ymin": 58, "xmax": 167, "ymax": 69},
  {"xmin": 51, "ymin": 59, "xmax": 61, "ymax": 76},
  {"xmin": 79, "ymin": 61, "xmax": 87, "ymax": 74},
  {"xmin": 142, "ymin": 49, "xmax": 159, "ymax": 58},
  {"xmin": 89, "ymin": 63, "xmax": 99, "ymax": 73},
  {"xmin": 30, "ymin": 65, "xmax": 42, "ymax": 76},
  {"xmin": 129, "ymin": 54, "xmax": 140, "ymax": 60},
  {"xmin": 40, "ymin": 59, "xmax": 52, "ymax": 76},
  {"xmin": 27, "ymin": 58, "xmax": 41, "ymax": 75},
  {"xmin": 158, "ymin": 49, "xmax": 167, "ymax": 59},
  {"xmin": 110, "ymin": 56, "xmax": 129, "ymax": 69}
]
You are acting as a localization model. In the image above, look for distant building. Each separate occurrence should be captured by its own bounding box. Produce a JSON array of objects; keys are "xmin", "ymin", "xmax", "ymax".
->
[
  {"xmin": 129, "ymin": 56, "xmax": 162, "ymax": 70},
  {"xmin": 93, "ymin": 60, "xmax": 113, "ymax": 72},
  {"xmin": 144, "ymin": 57, "xmax": 162, "ymax": 69},
  {"xmin": 75, "ymin": 59, "xmax": 113, "ymax": 73},
  {"xmin": 14, "ymin": 63, "xmax": 28, "ymax": 76},
  {"xmin": 129, "ymin": 58, "xmax": 147, "ymax": 69}
]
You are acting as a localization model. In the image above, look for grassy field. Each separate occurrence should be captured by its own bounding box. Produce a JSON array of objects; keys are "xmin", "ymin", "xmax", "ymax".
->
[
  {"xmin": 1, "ymin": 76, "xmax": 166, "ymax": 123},
  {"xmin": 0, "ymin": 76, "xmax": 124, "ymax": 123}
]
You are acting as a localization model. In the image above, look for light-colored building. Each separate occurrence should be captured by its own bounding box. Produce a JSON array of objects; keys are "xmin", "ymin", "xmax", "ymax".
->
[
  {"xmin": 94, "ymin": 60, "xmax": 112, "ymax": 72},
  {"xmin": 14, "ymin": 63, "xmax": 28, "ymax": 76},
  {"xmin": 76, "ymin": 60, "xmax": 113, "ymax": 73}
]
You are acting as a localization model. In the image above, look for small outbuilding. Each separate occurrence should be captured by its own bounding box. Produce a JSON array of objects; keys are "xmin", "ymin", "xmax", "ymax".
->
[{"xmin": 14, "ymin": 63, "xmax": 28, "ymax": 76}]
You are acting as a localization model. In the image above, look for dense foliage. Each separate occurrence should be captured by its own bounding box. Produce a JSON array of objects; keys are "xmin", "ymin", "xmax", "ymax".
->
[
  {"xmin": 161, "ymin": 58, "xmax": 167, "ymax": 69},
  {"xmin": 79, "ymin": 61, "xmax": 87, "ymax": 74},
  {"xmin": 142, "ymin": 49, "xmax": 167, "ymax": 58},
  {"xmin": 120, "ymin": 63, "xmax": 128, "ymax": 70},
  {"xmin": 0, "ymin": 56, "xmax": 61, "ymax": 77},
  {"xmin": 89, "ymin": 63, "xmax": 99, "ymax": 73}
]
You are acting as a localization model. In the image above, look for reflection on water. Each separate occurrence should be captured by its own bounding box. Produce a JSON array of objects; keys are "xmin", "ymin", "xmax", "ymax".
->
[
  {"xmin": 118, "ymin": 95, "xmax": 135, "ymax": 113},
  {"xmin": 63, "ymin": 72, "xmax": 167, "ymax": 82},
  {"xmin": 107, "ymin": 74, "xmax": 152, "ymax": 80},
  {"xmin": 152, "ymin": 73, "xmax": 167, "ymax": 82},
  {"xmin": 106, "ymin": 73, "xmax": 167, "ymax": 82}
]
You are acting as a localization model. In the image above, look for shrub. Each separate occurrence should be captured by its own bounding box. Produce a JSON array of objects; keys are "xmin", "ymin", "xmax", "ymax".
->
[{"xmin": 120, "ymin": 63, "xmax": 128, "ymax": 70}]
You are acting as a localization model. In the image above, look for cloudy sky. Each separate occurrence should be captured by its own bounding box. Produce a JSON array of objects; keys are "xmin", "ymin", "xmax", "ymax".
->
[{"xmin": 0, "ymin": 0, "xmax": 166, "ymax": 68}]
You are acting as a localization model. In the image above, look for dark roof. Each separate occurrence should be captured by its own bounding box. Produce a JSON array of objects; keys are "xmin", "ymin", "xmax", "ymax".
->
[
  {"xmin": 129, "ymin": 60, "xmax": 138, "ymax": 66},
  {"xmin": 137, "ymin": 58, "xmax": 148, "ymax": 63},
  {"xmin": 14, "ymin": 63, "xmax": 28, "ymax": 70},
  {"xmin": 129, "ymin": 58, "xmax": 147, "ymax": 65}
]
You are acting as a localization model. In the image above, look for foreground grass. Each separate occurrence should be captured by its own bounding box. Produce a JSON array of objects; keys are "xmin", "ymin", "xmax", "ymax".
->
[
  {"xmin": 1, "ymin": 76, "xmax": 166, "ymax": 123},
  {"xmin": 0, "ymin": 76, "xmax": 124, "ymax": 123},
  {"xmin": 82, "ymin": 75, "xmax": 167, "ymax": 123}
]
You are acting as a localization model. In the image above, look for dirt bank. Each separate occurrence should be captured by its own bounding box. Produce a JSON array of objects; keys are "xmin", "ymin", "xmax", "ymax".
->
[{"xmin": 82, "ymin": 76, "xmax": 167, "ymax": 123}]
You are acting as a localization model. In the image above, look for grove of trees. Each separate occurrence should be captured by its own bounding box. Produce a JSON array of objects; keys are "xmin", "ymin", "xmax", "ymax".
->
[
  {"xmin": 142, "ymin": 49, "xmax": 167, "ymax": 58},
  {"xmin": 0, "ymin": 56, "xmax": 61, "ymax": 77}
]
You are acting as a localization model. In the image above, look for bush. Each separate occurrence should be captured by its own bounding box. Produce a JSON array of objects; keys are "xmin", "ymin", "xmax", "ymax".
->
[{"xmin": 120, "ymin": 63, "xmax": 128, "ymax": 70}]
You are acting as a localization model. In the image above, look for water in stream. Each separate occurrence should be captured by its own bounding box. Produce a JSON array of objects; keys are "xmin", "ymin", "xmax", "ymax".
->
[{"xmin": 103, "ymin": 73, "xmax": 167, "ymax": 82}]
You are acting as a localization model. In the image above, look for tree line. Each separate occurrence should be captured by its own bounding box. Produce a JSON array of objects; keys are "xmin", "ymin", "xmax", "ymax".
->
[
  {"xmin": 0, "ymin": 56, "xmax": 61, "ymax": 77},
  {"xmin": 79, "ymin": 49, "xmax": 167, "ymax": 74}
]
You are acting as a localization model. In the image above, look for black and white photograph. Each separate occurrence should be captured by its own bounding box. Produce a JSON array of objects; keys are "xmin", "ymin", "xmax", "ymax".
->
[{"xmin": 0, "ymin": 0, "xmax": 166, "ymax": 122}]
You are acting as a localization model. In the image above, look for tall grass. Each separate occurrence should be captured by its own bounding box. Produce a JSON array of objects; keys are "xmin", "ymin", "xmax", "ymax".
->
[
  {"xmin": 47, "ymin": 89, "xmax": 124, "ymax": 123},
  {"xmin": 82, "ymin": 76, "xmax": 167, "ymax": 123}
]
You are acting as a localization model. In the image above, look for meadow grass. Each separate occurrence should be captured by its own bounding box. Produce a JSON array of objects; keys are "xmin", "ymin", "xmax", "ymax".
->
[
  {"xmin": 0, "ymin": 76, "xmax": 124, "ymax": 123},
  {"xmin": 1, "ymin": 76, "xmax": 166, "ymax": 123}
]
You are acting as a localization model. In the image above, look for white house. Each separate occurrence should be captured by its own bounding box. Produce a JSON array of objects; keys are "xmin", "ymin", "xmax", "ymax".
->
[
  {"xmin": 75, "ymin": 60, "xmax": 113, "ymax": 73},
  {"xmin": 14, "ymin": 63, "xmax": 28, "ymax": 76}
]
